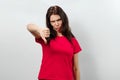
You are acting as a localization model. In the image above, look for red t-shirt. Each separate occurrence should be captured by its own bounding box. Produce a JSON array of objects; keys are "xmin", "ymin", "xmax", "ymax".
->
[{"xmin": 35, "ymin": 36, "xmax": 82, "ymax": 80}]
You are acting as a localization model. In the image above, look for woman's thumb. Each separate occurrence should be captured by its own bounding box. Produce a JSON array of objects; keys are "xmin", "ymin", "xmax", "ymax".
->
[{"xmin": 42, "ymin": 37, "xmax": 47, "ymax": 44}]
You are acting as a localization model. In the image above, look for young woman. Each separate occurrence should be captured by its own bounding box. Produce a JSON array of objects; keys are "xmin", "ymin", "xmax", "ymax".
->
[{"xmin": 27, "ymin": 5, "xmax": 82, "ymax": 80}]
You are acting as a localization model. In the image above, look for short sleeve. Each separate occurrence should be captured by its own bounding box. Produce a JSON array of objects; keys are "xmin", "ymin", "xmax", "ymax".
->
[
  {"xmin": 35, "ymin": 37, "xmax": 44, "ymax": 45},
  {"xmin": 72, "ymin": 38, "xmax": 82, "ymax": 54}
]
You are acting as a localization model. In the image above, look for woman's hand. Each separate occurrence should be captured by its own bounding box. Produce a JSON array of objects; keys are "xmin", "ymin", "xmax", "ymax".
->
[
  {"xmin": 40, "ymin": 28, "xmax": 50, "ymax": 44},
  {"xmin": 27, "ymin": 24, "xmax": 50, "ymax": 44}
]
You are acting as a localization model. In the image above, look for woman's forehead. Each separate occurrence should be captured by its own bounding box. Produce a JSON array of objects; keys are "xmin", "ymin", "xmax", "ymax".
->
[{"xmin": 50, "ymin": 14, "xmax": 61, "ymax": 21}]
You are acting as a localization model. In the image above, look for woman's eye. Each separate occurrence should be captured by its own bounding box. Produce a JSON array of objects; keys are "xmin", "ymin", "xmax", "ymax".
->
[
  {"xmin": 51, "ymin": 21, "xmax": 55, "ymax": 23},
  {"xmin": 57, "ymin": 19, "xmax": 61, "ymax": 21},
  {"xmin": 50, "ymin": 19, "xmax": 61, "ymax": 23}
]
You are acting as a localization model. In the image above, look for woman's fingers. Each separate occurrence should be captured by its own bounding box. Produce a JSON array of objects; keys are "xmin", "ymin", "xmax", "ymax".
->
[
  {"xmin": 40, "ymin": 28, "xmax": 50, "ymax": 44},
  {"xmin": 43, "ymin": 28, "xmax": 50, "ymax": 38}
]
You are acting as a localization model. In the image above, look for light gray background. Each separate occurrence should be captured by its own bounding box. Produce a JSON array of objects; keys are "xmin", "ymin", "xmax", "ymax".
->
[{"xmin": 0, "ymin": 0, "xmax": 120, "ymax": 80}]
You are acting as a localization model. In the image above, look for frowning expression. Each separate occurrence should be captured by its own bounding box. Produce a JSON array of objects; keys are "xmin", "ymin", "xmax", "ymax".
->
[{"xmin": 50, "ymin": 14, "xmax": 62, "ymax": 32}]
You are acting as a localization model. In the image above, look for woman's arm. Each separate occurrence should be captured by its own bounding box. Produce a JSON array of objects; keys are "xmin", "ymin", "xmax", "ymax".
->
[
  {"xmin": 27, "ymin": 24, "xmax": 50, "ymax": 43},
  {"xmin": 73, "ymin": 53, "xmax": 80, "ymax": 80},
  {"xmin": 27, "ymin": 24, "xmax": 41, "ymax": 38}
]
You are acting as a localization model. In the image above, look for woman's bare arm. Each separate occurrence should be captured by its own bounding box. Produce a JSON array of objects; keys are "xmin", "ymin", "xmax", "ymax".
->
[
  {"xmin": 27, "ymin": 24, "xmax": 41, "ymax": 38},
  {"xmin": 73, "ymin": 53, "xmax": 80, "ymax": 80},
  {"xmin": 27, "ymin": 24, "xmax": 50, "ymax": 43}
]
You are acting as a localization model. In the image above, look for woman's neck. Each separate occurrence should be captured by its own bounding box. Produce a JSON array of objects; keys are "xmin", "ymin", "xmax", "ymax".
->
[{"xmin": 57, "ymin": 32, "xmax": 63, "ymax": 36}]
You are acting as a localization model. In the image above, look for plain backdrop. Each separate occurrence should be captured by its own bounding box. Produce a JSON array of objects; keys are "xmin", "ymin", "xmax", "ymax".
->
[{"xmin": 0, "ymin": 0, "xmax": 120, "ymax": 80}]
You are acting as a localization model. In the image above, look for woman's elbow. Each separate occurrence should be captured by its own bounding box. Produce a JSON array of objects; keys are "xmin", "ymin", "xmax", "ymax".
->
[
  {"xmin": 26, "ymin": 24, "xmax": 37, "ymax": 32},
  {"xmin": 74, "ymin": 66, "xmax": 80, "ymax": 72},
  {"xmin": 27, "ymin": 24, "xmax": 33, "ymax": 30}
]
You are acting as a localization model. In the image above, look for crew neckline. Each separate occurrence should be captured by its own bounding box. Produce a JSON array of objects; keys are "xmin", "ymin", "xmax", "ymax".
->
[{"xmin": 57, "ymin": 35, "xmax": 64, "ymax": 38}]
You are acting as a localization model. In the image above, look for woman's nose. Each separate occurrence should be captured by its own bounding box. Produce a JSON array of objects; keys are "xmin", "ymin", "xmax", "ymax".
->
[{"xmin": 55, "ymin": 21, "xmax": 59, "ymax": 25}]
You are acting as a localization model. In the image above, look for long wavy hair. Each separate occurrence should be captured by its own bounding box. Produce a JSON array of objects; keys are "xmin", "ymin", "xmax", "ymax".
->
[{"xmin": 46, "ymin": 5, "xmax": 75, "ymax": 44}]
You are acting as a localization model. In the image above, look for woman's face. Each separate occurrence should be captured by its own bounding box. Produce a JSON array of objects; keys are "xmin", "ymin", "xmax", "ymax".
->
[{"xmin": 50, "ymin": 14, "xmax": 62, "ymax": 32}]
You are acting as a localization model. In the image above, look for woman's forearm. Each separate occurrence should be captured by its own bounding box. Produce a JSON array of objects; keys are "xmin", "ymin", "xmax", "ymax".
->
[
  {"xmin": 27, "ymin": 24, "xmax": 40, "ymax": 32},
  {"xmin": 27, "ymin": 24, "xmax": 41, "ymax": 38},
  {"xmin": 74, "ymin": 69, "xmax": 80, "ymax": 80}
]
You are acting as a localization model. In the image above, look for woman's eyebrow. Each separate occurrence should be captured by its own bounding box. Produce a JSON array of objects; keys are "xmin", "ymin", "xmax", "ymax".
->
[{"xmin": 50, "ymin": 18, "xmax": 61, "ymax": 22}]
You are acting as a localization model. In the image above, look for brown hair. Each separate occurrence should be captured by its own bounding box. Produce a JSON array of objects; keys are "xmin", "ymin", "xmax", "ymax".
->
[{"xmin": 46, "ymin": 5, "xmax": 74, "ymax": 43}]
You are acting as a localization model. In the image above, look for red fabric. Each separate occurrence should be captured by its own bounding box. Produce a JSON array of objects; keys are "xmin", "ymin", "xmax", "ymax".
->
[{"xmin": 35, "ymin": 36, "xmax": 82, "ymax": 80}]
